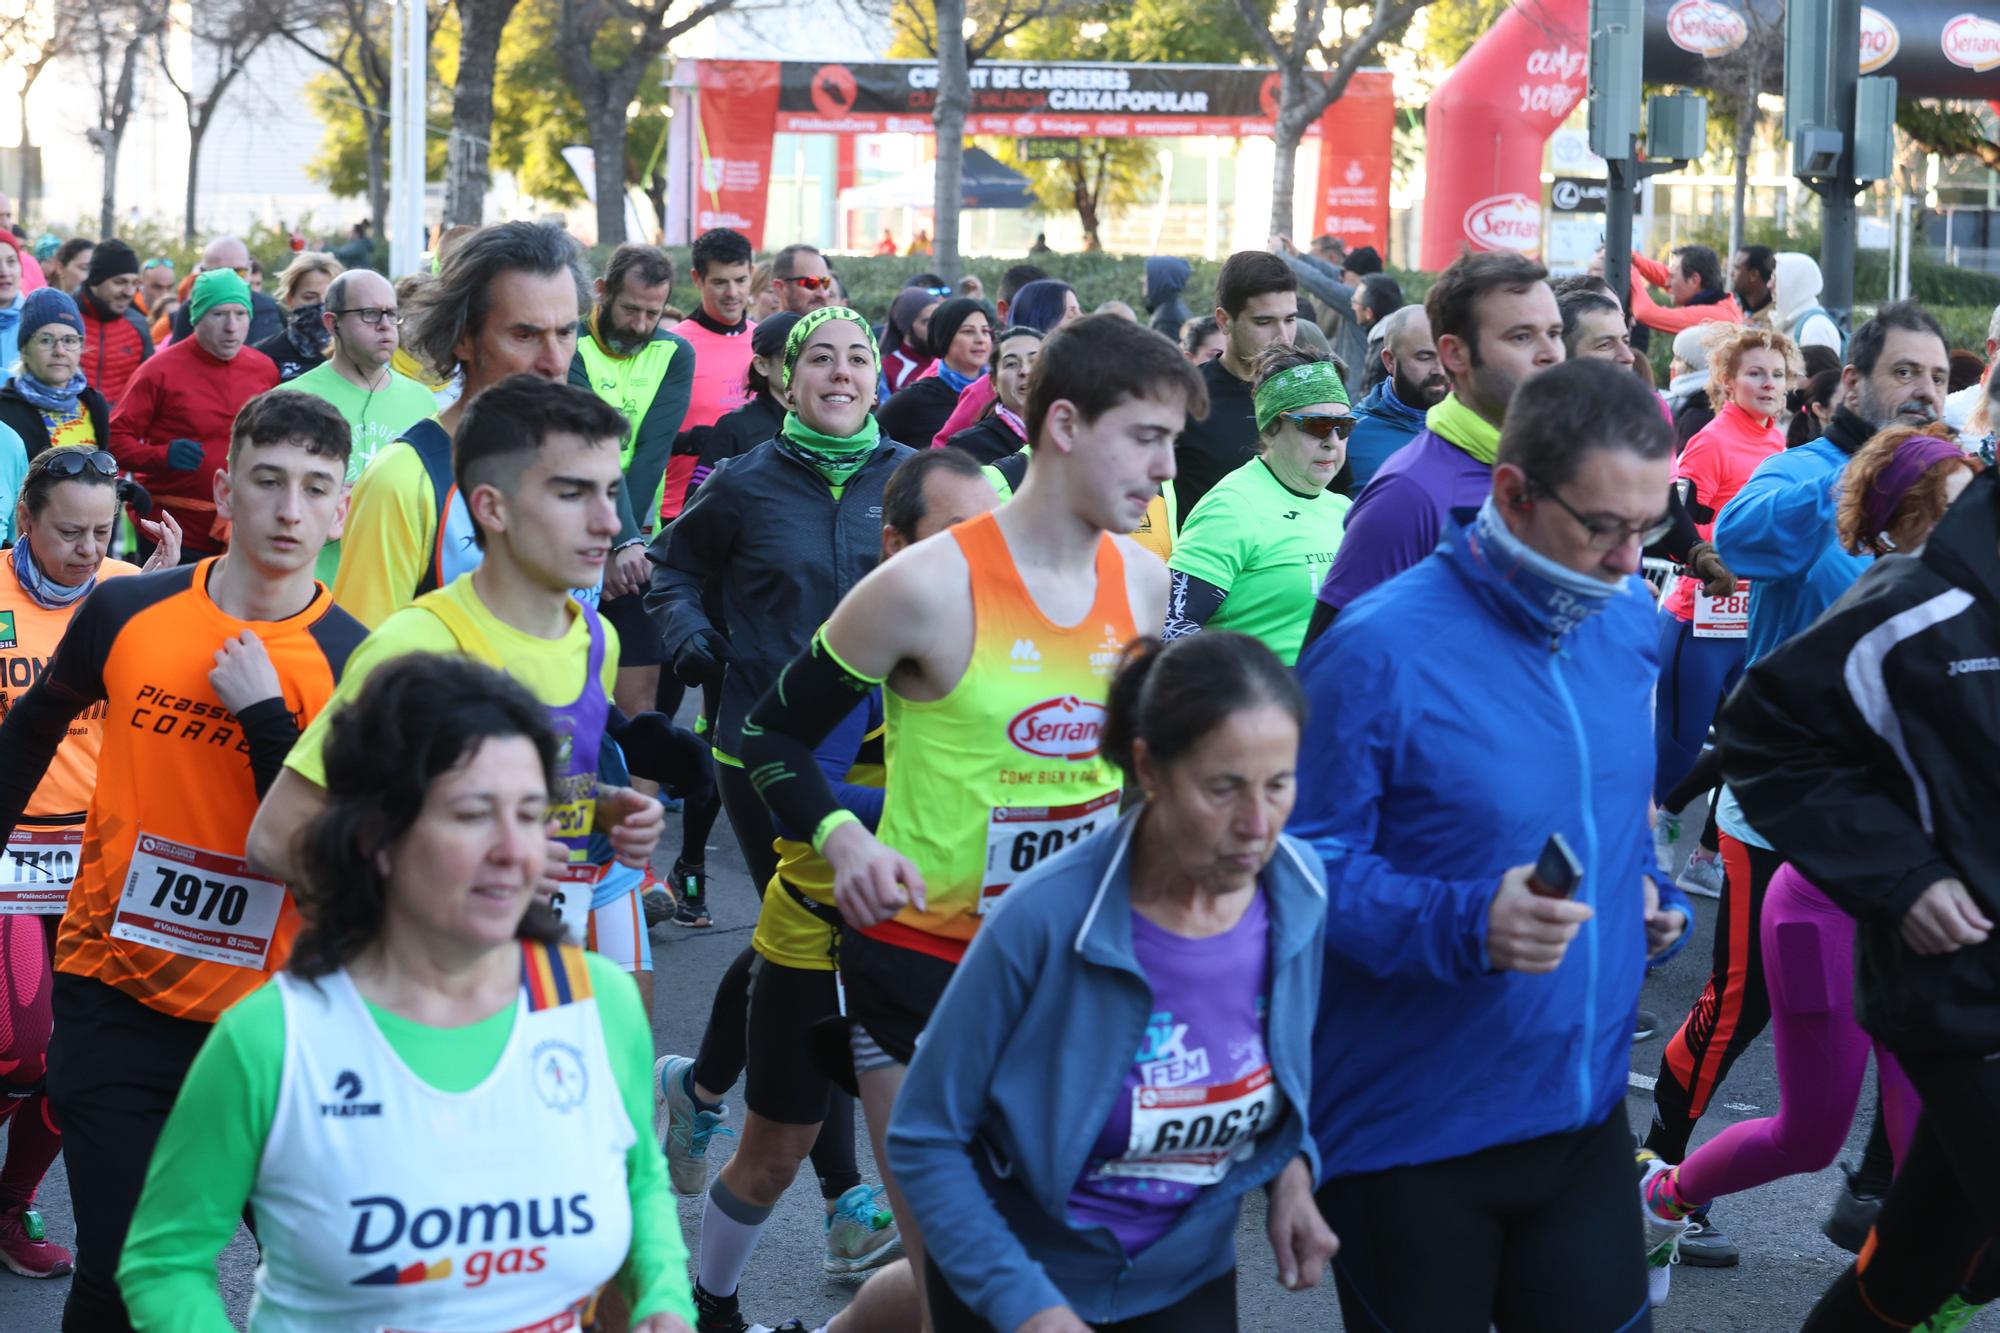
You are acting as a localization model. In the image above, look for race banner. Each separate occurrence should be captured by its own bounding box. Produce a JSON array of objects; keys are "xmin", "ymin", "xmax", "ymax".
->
[{"xmin": 693, "ymin": 61, "xmax": 783, "ymax": 248}]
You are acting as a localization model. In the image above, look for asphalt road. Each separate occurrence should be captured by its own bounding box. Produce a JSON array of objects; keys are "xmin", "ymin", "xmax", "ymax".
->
[{"xmin": 0, "ymin": 804, "xmax": 1959, "ymax": 1332}]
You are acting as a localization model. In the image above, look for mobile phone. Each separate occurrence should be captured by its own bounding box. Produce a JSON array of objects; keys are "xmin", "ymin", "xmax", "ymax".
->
[{"xmin": 1528, "ymin": 832, "xmax": 1584, "ymax": 899}]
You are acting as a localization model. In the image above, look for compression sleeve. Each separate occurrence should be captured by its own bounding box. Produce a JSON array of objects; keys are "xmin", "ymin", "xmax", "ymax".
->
[
  {"xmin": 741, "ymin": 627, "xmax": 884, "ymax": 853},
  {"xmin": 1644, "ymin": 486, "xmax": 1702, "ymax": 564},
  {"xmin": 1161, "ymin": 570, "xmax": 1228, "ymax": 641},
  {"xmin": 237, "ymin": 698, "xmax": 302, "ymax": 799}
]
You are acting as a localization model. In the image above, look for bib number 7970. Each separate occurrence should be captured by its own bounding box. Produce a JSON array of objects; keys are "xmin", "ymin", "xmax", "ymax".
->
[{"xmin": 111, "ymin": 833, "xmax": 288, "ymax": 969}]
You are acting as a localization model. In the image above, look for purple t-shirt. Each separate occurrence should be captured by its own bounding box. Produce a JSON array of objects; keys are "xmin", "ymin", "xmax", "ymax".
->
[
  {"xmin": 1068, "ymin": 891, "xmax": 1276, "ymax": 1254},
  {"xmin": 1315, "ymin": 427, "xmax": 1492, "ymax": 612}
]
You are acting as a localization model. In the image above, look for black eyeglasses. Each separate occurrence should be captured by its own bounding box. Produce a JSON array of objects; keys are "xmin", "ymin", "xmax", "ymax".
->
[
  {"xmin": 1280, "ymin": 411, "xmax": 1354, "ymax": 440},
  {"xmin": 331, "ymin": 307, "xmax": 402, "ymax": 327},
  {"xmin": 1526, "ymin": 471, "xmax": 1674, "ymax": 550},
  {"xmin": 37, "ymin": 450, "xmax": 119, "ymax": 480}
]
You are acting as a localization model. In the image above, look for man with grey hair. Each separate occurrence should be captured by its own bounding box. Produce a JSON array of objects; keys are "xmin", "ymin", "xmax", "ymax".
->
[
  {"xmin": 1345, "ymin": 304, "xmax": 1448, "ymax": 488},
  {"xmin": 771, "ymin": 242, "xmax": 835, "ymax": 314},
  {"xmin": 1943, "ymin": 302, "xmax": 2000, "ymax": 432},
  {"xmin": 169, "ymin": 234, "xmax": 284, "ymax": 345},
  {"xmin": 331, "ymin": 220, "xmax": 587, "ymax": 627},
  {"xmin": 289, "ymin": 268, "xmax": 440, "ymax": 583}
]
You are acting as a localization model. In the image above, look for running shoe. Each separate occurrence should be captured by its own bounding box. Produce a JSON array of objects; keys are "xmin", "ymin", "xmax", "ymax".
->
[
  {"xmin": 654, "ymin": 1054, "xmax": 734, "ymax": 1197},
  {"xmin": 1637, "ymin": 1151, "xmax": 1689, "ymax": 1305},
  {"xmin": 1653, "ymin": 812, "xmax": 1682, "ymax": 873},
  {"xmin": 1822, "ymin": 1162, "xmax": 1885, "ymax": 1254},
  {"xmin": 824, "ymin": 1183, "xmax": 902, "ymax": 1275},
  {"xmin": 1634, "ymin": 1008, "xmax": 1662, "ymax": 1041},
  {"xmin": 0, "ymin": 1204, "xmax": 73, "ymax": 1278},
  {"xmin": 640, "ymin": 871, "xmax": 677, "ymax": 927},
  {"xmin": 691, "ymin": 1280, "xmax": 806, "ymax": 1333},
  {"xmin": 1678, "ymin": 847, "xmax": 1726, "ymax": 898},
  {"xmin": 1914, "ymin": 1294, "xmax": 1987, "ymax": 1333},
  {"xmin": 671, "ymin": 860, "xmax": 712, "ymax": 929},
  {"xmin": 1677, "ymin": 1208, "xmax": 1740, "ymax": 1267}
]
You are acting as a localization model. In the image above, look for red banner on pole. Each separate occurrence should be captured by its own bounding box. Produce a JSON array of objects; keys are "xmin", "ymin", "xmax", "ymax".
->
[
  {"xmin": 1315, "ymin": 70, "xmax": 1395, "ymax": 256},
  {"xmin": 694, "ymin": 61, "xmax": 782, "ymax": 249}
]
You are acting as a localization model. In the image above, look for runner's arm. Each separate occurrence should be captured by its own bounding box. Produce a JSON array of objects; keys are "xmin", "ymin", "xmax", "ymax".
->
[
  {"xmin": 117, "ymin": 987, "xmax": 282, "ymax": 1333},
  {"xmin": 328, "ymin": 445, "xmax": 434, "ymax": 631},
  {"xmin": 641, "ymin": 471, "xmax": 732, "ymax": 656},
  {"xmin": 1711, "ymin": 454, "xmax": 1836, "ymax": 581},
  {"xmin": 1161, "ymin": 570, "xmax": 1227, "ymax": 640},
  {"xmin": 106, "ymin": 368, "xmax": 168, "ymax": 475},
  {"xmin": 885, "ymin": 904, "xmax": 1081, "ymax": 1331},
  {"xmin": 0, "ymin": 588, "xmax": 115, "ymax": 842},
  {"xmin": 617, "ymin": 333, "xmax": 694, "ymax": 541},
  {"xmin": 741, "ymin": 628, "xmax": 883, "ymax": 852},
  {"xmin": 237, "ymin": 699, "xmax": 302, "ymax": 799},
  {"xmin": 767, "ymin": 698, "xmax": 884, "ymax": 842}
]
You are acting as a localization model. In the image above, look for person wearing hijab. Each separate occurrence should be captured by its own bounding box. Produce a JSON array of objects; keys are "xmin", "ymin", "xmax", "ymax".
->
[{"xmin": 876, "ymin": 297, "xmax": 992, "ymax": 451}]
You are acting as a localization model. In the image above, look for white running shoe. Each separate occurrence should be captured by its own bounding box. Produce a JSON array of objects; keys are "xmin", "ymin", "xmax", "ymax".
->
[
  {"xmin": 1678, "ymin": 847, "xmax": 1726, "ymax": 898},
  {"xmin": 1638, "ymin": 1151, "xmax": 1691, "ymax": 1307},
  {"xmin": 1653, "ymin": 813, "xmax": 1682, "ymax": 874}
]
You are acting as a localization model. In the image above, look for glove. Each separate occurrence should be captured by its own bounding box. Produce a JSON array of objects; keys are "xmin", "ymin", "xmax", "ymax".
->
[
  {"xmin": 671, "ymin": 629, "xmax": 730, "ymax": 690},
  {"xmin": 609, "ymin": 711, "xmax": 715, "ymax": 809},
  {"xmin": 166, "ymin": 438, "xmax": 206, "ymax": 472},
  {"xmin": 1687, "ymin": 541, "xmax": 1737, "ymax": 599}
]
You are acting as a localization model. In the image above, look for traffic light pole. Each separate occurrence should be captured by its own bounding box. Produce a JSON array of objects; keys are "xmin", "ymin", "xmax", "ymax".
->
[{"xmin": 1815, "ymin": 0, "xmax": 1862, "ymax": 332}]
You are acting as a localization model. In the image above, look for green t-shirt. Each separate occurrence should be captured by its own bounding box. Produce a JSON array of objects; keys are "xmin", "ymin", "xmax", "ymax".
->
[
  {"xmin": 1168, "ymin": 456, "xmax": 1351, "ymax": 665},
  {"xmin": 116, "ymin": 951, "xmax": 694, "ymax": 1331},
  {"xmin": 288, "ymin": 362, "xmax": 441, "ymax": 582}
]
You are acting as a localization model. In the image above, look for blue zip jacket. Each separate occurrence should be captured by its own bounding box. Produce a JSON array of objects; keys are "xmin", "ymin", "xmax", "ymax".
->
[
  {"xmin": 1711, "ymin": 410, "xmax": 1873, "ymax": 666},
  {"xmin": 1290, "ymin": 514, "xmax": 1690, "ymax": 1180},
  {"xmin": 887, "ymin": 808, "xmax": 1326, "ymax": 1331},
  {"xmin": 1345, "ymin": 378, "xmax": 1428, "ymax": 489}
]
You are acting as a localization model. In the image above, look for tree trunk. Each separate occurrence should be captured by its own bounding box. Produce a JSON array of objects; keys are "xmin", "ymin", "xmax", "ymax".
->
[
  {"xmin": 15, "ymin": 87, "xmax": 31, "ymax": 221},
  {"xmin": 1729, "ymin": 106, "xmax": 1754, "ymax": 260},
  {"xmin": 589, "ymin": 102, "xmax": 629, "ymax": 246},
  {"xmin": 366, "ymin": 114, "xmax": 390, "ymax": 243},
  {"xmin": 444, "ymin": 0, "xmax": 518, "ymax": 226},
  {"xmin": 931, "ymin": 0, "xmax": 968, "ymax": 281},
  {"xmin": 1269, "ymin": 117, "xmax": 1304, "ymax": 240},
  {"xmin": 184, "ymin": 128, "xmax": 203, "ymax": 242},
  {"xmin": 99, "ymin": 130, "xmax": 122, "ymax": 238}
]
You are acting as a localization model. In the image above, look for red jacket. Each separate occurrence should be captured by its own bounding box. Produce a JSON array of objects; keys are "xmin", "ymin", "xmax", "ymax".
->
[
  {"xmin": 78, "ymin": 289, "xmax": 154, "ymax": 406},
  {"xmin": 109, "ymin": 339, "xmax": 279, "ymax": 555},
  {"xmin": 1630, "ymin": 252, "xmax": 1744, "ymax": 336}
]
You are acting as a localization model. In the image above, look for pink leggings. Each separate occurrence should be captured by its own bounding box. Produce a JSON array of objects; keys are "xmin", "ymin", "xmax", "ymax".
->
[
  {"xmin": 0, "ymin": 913, "xmax": 61, "ymax": 1208},
  {"xmin": 1676, "ymin": 864, "xmax": 1923, "ymax": 1206}
]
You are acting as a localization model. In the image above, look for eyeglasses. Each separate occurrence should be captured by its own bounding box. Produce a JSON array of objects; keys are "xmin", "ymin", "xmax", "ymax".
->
[
  {"xmin": 1280, "ymin": 411, "xmax": 1354, "ymax": 440},
  {"xmin": 37, "ymin": 450, "xmax": 119, "ymax": 480},
  {"xmin": 28, "ymin": 334, "xmax": 83, "ymax": 353},
  {"xmin": 780, "ymin": 275, "xmax": 833, "ymax": 292},
  {"xmin": 142, "ymin": 257, "xmax": 175, "ymax": 272},
  {"xmin": 331, "ymin": 307, "xmax": 402, "ymax": 327},
  {"xmin": 1526, "ymin": 471, "xmax": 1674, "ymax": 550}
]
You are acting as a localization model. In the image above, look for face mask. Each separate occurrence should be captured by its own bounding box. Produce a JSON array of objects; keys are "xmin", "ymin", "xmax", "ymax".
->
[{"xmin": 287, "ymin": 302, "xmax": 331, "ymax": 358}]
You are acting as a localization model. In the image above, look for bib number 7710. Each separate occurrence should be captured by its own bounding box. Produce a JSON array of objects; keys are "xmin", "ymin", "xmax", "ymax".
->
[{"xmin": 980, "ymin": 790, "xmax": 1121, "ymax": 913}]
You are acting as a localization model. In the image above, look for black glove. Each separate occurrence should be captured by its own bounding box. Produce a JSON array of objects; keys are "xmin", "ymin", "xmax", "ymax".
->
[
  {"xmin": 166, "ymin": 438, "xmax": 205, "ymax": 472},
  {"xmin": 671, "ymin": 629, "xmax": 730, "ymax": 689},
  {"xmin": 608, "ymin": 711, "xmax": 715, "ymax": 809}
]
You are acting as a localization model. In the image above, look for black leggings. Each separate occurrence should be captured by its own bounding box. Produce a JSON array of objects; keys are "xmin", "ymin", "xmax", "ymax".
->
[
  {"xmin": 1802, "ymin": 1047, "xmax": 2000, "ymax": 1330},
  {"xmin": 925, "ymin": 1257, "xmax": 1236, "ymax": 1332},
  {"xmin": 1316, "ymin": 1111, "xmax": 1651, "ymax": 1333}
]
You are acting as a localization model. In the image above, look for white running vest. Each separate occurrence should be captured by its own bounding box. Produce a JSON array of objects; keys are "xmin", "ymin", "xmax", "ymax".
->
[{"xmin": 248, "ymin": 943, "xmax": 635, "ymax": 1332}]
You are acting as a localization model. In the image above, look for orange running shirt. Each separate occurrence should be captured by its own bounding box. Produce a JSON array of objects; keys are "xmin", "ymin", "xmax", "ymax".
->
[{"xmin": 39, "ymin": 559, "xmax": 364, "ymax": 1022}]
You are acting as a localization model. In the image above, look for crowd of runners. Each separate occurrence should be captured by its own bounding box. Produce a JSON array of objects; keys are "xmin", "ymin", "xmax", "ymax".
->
[{"xmin": 0, "ymin": 195, "xmax": 1995, "ymax": 1333}]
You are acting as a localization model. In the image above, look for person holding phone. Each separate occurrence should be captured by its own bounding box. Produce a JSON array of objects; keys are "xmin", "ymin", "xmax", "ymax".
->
[{"xmin": 1290, "ymin": 358, "xmax": 1692, "ymax": 1330}]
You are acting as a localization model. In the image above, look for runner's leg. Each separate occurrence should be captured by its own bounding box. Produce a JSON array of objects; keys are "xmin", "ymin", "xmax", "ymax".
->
[
  {"xmin": 0, "ymin": 913, "xmax": 64, "ymax": 1272},
  {"xmin": 1494, "ymin": 1113, "xmax": 1652, "ymax": 1333}
]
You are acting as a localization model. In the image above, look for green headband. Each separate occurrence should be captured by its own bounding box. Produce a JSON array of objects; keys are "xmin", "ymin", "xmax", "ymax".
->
[
  {"xmin": 783, "ymin": 306, "xmax": 879, "ymax": 390},
  {"xmin": 1254, "ymin": 360, "xmax": 1350, "ymax": 433}
]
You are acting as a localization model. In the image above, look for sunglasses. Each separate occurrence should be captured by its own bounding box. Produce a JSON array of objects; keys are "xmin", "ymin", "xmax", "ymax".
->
[
  {"xmin": 923, "ymin": 285, "xmax": 952, "ymax": 297},
  {"xmin": 142, "ymin": 257, "xmax": 175, "ymax": 271},
  {"xmin": 39, "ymin": 449, "xmax": 120, "ymax": 480},
  {"xmin": 781, "ymin": 275, "xmax": 834, "ymax": 291},
  {"xmin": 1281, "ymin": 411, "xmax": 1354, "ymax": 440}
]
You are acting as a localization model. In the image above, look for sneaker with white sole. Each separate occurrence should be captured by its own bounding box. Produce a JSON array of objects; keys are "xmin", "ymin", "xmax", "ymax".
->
[
  {"xmin": 1678, "ymin": 847, "xmax": 1726, "ymax": 898},
  {"xmin": 1638, "ymin": 1151, "xmax": 1690, "ymax": 1306},
  {"xmin": 1653, "ymin": 812, "xmax": 1682, "ymax": 873},
  {"xmin": 824, "ymin": 1182, "xmax": 902, "ymax": 1275},
  {"xmin": 691, "ymin": 1280, "xmax": 806, "ymax": 1333},
  {"xmin": 1677, "ymin": 1208, "xmax": 1740, "ymax": 1267},
  {"xmin": 654, "ymin": 1054, "xmax": 734, "ymax": 1197},
  {"xmin": 0, "ymin": 1204, "xmax": 72, "ymax": 1278}
]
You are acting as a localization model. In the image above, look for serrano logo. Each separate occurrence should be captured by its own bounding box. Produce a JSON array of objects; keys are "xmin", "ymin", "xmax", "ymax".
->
[
  {"xmin": 1860, "ymin": 7, "xmax": 1900, "ymax": 71},
  {"xmin": 1007, "ymin": 696, "xmax": 1106, "ymax": 761},
  {"xmin": 1666, "ymin": 0, "xmax": 1747, "ymax": 57},
  {"xmin": 1942, "ymin": 13, "xmax": 2000, "ymax": 71},
  {"xmin": 810, "ymin": 64, "xmax": 858, "ymax": 115},
  {"xmin": 1463, "ymin": 193, "xmax": 1541, "ymax": 253}
]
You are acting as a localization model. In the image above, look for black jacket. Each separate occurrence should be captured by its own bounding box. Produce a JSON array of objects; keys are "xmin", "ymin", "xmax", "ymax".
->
[
  {"xmin": 1720, "ymin": 471, "xmax": 2000, "ymax": 1055},
  {"xmin": 875, "ymin": 376, "xmax": 960, "ymax": 453},
  {"xmin": 250, "ymin": 329, "xmax": 324, "ymax": 383},
  {"xmin": 643, "ymin": 436, "xmax": 915, "ymax": 760},
  {"xmin": 0, "ymin": 379, "xmax": 112, "ymax": 461},
  {"xmin": 946, "ymin": 414, "xmax": 1024, "ymax": 466},
  {"xmin": 676, "ymin": 391, "xmax": 785, "ymax": 494}
]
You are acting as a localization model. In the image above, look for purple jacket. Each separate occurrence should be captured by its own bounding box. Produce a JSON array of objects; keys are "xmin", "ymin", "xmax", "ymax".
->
[{"xmin": 1315, "ymin": 427, "xmax": 1493, "ymax": 612}]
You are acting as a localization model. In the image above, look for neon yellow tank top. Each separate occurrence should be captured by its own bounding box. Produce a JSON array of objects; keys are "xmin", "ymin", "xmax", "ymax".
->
[{"xmin": 868, "ymin": 512, "xmax": 1136, "ymax": 957}]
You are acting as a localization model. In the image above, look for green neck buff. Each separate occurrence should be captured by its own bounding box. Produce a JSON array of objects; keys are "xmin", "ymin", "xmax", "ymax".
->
[
  {"xmin": 780, "ymin": 410, "xmax": 881, "ymax": 488},
  {"xmin": 1426, "ymin": 393, "xmax": 1502, "ymax": 466}
]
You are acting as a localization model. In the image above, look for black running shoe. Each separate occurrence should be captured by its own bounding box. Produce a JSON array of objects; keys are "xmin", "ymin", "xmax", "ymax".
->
[
  {"xmin": 671, "ymin": 860, "xmax": 712, "ymax": 929},
  {"xmin": 1677, "ymin": 1207, "xmax": 1740, "ymax": 1267},
  {"xmin": 1823, "ymin": 1163, "xmax": 1884, "ymax": 1255},
  {"xmin": 693, "ymin": 1280, "xmax": 805, "ymax": 1333}
]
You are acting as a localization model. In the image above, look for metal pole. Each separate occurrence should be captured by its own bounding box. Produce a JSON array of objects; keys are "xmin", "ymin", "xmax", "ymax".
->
[
  {"xmin": 1819, "ymin": 0, "xmax": 1860, "ymax": 331},
  {"xmin": 1604, "ymin": 149, "xmax": 1634, "ymax": 308},
  {"xmin": 388, "ymin": 0, "xmax": 427, "ymax": 277}
]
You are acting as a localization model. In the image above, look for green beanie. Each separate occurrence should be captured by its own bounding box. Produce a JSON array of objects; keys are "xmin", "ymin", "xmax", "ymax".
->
[{"xmin": 189, "ymin": 268, "xmax": 253, "ymax": 327}]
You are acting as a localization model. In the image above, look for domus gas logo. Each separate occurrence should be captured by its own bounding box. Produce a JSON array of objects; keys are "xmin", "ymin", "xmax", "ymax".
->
[
  {"xmin": 1942, "ymin": 13, "xmax": 2000, "ymax": 71},
  {"xmin": 1860, "ymin": 7, "xmax": 1900, "ymax": 72},
  {"xmin": 1665, "ymin": 0, "xmax": 1747, "ymax": 58},
  {"xmin": 1008, "ymin": 696, "xmax": 1106, "ymax": 761},
  {"xmin": 1463, "ymin": 193, "xmax": 1541, "ymax": 254}
]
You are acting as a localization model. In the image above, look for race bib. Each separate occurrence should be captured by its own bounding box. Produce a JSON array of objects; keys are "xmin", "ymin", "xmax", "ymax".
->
[
  {"xmin": 1094, "ymin": 1065, "xmax": 1279, "ymax": 1187},
  {"xmin": 110, "ymin": 833, "xmax": 288, "ymax": 969},
  {"xmin": 980, "ymin": 790, "xmax": 1121, "ymax": 913},
  {"xmin": 546, "ymin": 862, "xmax": 597, "ymax": 945},
  {"xmin": 0, "ymin": 828, "xmax": 83, "ymax": 915},
  {"xmin": 382, "ymin": 1300, "xmax": 589, "ymax": 1333},
  {"xmin": 1693, "ymin": 580, "xmax": 1752, "ymax": 638}
]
